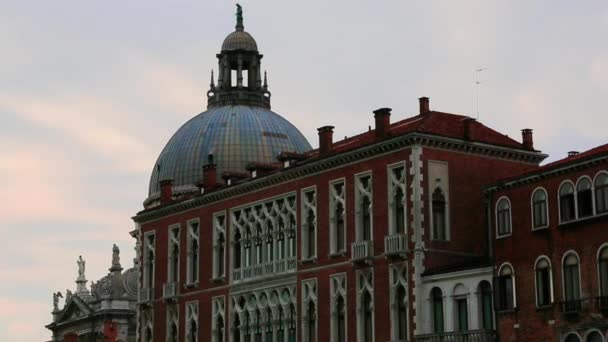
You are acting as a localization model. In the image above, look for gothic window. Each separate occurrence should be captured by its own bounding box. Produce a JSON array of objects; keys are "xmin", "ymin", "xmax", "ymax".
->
[
  {"xmin": 496, "ymin": 264, "xmax": 515, "ymax": 311},
  {"xmin": 166, "ymin": 305, "xmax": 179, "ymax": 342},
  {"xmin": 288, "ymin": 304, "xmax": 296, "ymax": 342},
  {"xmin": 389, "ymin": 263, "xmax": 408, "ymax": 341},
  {"xmin": 532, "ymin": 188, "xmax": 548, "ymax": 229},
  {"xmin": 330, "ymin": 180, "xmax": 346, "ymax": 254},
  {"xmin": 233, "ymin": 314, "xmax": 241, "ymax": 342},
  {"xmin": 168, "ymin": 226, "xmax": 180, "ymax": 284},
  {"xmin": 431, "ymin": 287, "xmax": 444, "ymax": 333},
  {"xmin": 265, "ymin": 307, "xmax": 273, "ymax": 342},
  {"xmin": 535, "ymin": 257, "xmax": 553, "ymax": 307},
  {"xmin": 143, "ymin": 232, "xmax": 155, "ymax": 290},
  {"xmin": 599, "ymin": 246, "xmax": 608, "ymax": 299},
  {"xmin": 234, "ymin": 230, "xmax": 242, "ymax": 269},
  {"xmin": 496, "ymin": 197, "xmax": 512, "ymax": 237},
  {"xmin": 356, "ymin": 173, "xmax": 373, "ymax": 242},
  {"xmin": 577, "ymin": 177, "xmax": 594, "ymax": 218},
  {"xmin": 388, "ymin": 163, "xmax": 407, "ymax": 235},
  {"xmin": 187, "ymin": 220, "xmax": 199, "ymax": 284},
  {"xmin": 301, "ymin": 188, "xmax": 317, "ymax": 260},
  {"xmin": 596, "ymin": 172, "xmax": 608, "ymax": 214},
  {"xmin": 212, "ymin": 297, "xmax": 225, "ymax": 342},
  {"xmin": 143, "ymin": 310, "xmax": 154, "ymax": 342},
  {"xmin": 478, "ymin": 281, "xmax": 493, "ymax": 330},
  {"xmin": 331, "ymin": 273, "xmax": 347, "ymax": 342},
  {"xmin": 186, "ymin": 301, "xmax": 199, "ymax": 342},
  {"xmin": 563, "ymin": 252, "xmax": 582, "ymax": 311},
  {"xmin": 245, "ymin": 228, "xmax": 252, "ymax": 268},
  {"xmin": 357, "ymin": 269, "xmax": 374, "ymax": 342},
  {"xmin": 432, "ymin": 188, "xmax": 448, "ymax": 240},
  {"xmin": 560, "ymin": 182, "xmax": 576, "ymax": 222},
  {"xmin": 213, "ymin": 213, "xmax": 226, "ymax": 279},
  {"xmin": 302, "ymin": 279, "xmax": 317, "ymax": 342},
  {"xmin": 266, "ymin": 221, "xmax": 274, "ymax": 262}
]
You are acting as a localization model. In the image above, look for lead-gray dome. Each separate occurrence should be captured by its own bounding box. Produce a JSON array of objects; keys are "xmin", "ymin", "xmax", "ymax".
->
[
  {"xmin": 222, "ymin": 30, "xmax": 258, "ymax": 51},
  {"xmin": 147, "ymin": 105, "xmax": 311, "ymax": 200}
]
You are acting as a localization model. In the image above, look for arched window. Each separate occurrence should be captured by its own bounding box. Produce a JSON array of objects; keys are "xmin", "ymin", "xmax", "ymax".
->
[
  {"xmin": 144, "ymin": 326, "xmax": 153, "ymax": 342},
  {"xmin": 586, "ymin": 331, "xmax": 603, "ymax": 342},
  {"xmin": 233, "ymin": 315, "xmax": 241, "ymax": 342},
  {"xmin": 577, "ymin": 178, "xmax": 594, "ymax": 218},
  {"xmin": 218, "ymin": 233, "xmax": 225, "ymax": 276},
  {"xmin": 395, "ymin": 286, "xmax": 407, "ymax": 340},
  {"xmin": 189, "ymin": 318, "xmax": 197, "ymax": 342},
  {"xmin": 478, "ymin": 281, "xmax": 493, "ymax": 330},
  {"xmin": 532, "ymin": 189, "xmax": 548, "ymax": 228},
  {"xmin": 307, "ymin": 301, "xmax": 316, "ymax": 342},
  {"xmin": 394, "ymin": 187, "xmax": 406, "ymax": 234},
  {"xmin": 169, "ymin": 321, "xmax": 178, "ymax": 342},
  {"xmin": 288, "ymin": 304, "xmax": 296, "ymax": 342},
  {"xmin": 535, "ymin": 257, "xmax": 553, "ymax": 307},
  {"xmin": 431, "ymin": 287, "xmax": 444, "ymax": 333},
  {"xmin": 560, "ymin": 182, "xmax": 576, "ymax": 222},
  {"xmin": 306, "ymin": 202, "xmax": 316, "ymax": 258},
  {"xmin": 496, "ymin": 198, "xmax": 512, "ymax": 236},
  {"xmin": 265, "ymin": 308, "xmax": 273, "ymax": 342},
  {"xmin": 234, "ymin": 231, "xmax": 242, "ymax": 269},
  {"xmin": 563, "ymin": 252, "xmax": 582, "ymax": 312},
  {"xmin": 266, "ymin": 222, "xmax": 274, "ymax": 262},
  {"xmin": 453, "ymin": 284, "xmax": 468, "ymax": 332},
  {"xmin": 496, "ymin": 264, "xmax": 515, "ymax": 311},
  {"xmin": 244, "ymin": 229, "xmax": 252, "ymax": 268},
  {"xmin": 595, "ymin": 172, "xmax": 608, "ymax": 214},
  {"xmin": 565, "ymin": 333, "xmax": 581, "ymax": 342},
  {"xmin": 432, "ymin": 188, "xmax": 447, "ymax": 240},
  {"xmin": 598, "ymin": 246, "xmax": 608, "ymax": 305},
  {"xmin": 336, "ymin": 201, "xmax": 345, "ymax": 252},
  {"xmin": 362, "ymin": 292, "xmax": 373, "ymax": 342},
  {"xmin": 216, "ymin": 316, "xmax": 224, "ymax": 342},
  {"xmin": 336, "ymin": 296, "xmax": 346, "ymax": 342}
]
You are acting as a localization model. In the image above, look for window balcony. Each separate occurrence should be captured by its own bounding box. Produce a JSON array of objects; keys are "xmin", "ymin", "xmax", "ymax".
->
[
  {"xmin": 233, "ymin": 268, "xmax": 242, "ymax": 282},
  {"xmin": 138, "ymin": 287, "xmax": 153, "ymax": 304},
  {"xmin": 415, "ymin": 329, "xmax": 497, "ymax": 342},
  {"xmin": 231, "ymin": 258, "xmax": 298, "ymax": 284},
  {"xmin": 351, "ymin": 240, "xmax": 373, "ymax": 263},
  {"xmin": 384, "ymin": 233, "xmax": 407, "ymax": 256},
  {"xmin": 560, "ymin": 298, "xmax": 585, "ymax": 315},
  {"xmin": 163, "ymin": 282, "xmax": 178, "ymax": 300}
]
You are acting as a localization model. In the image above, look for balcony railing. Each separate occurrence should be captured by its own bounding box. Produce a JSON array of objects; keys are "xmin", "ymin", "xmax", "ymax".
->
[
  {"xmin": 232, "ymin": 257, "xmax": 298, "ymax": 283},
  {"xmin": 560, "ymin": 298, "xmax": 585, "ymax": 314},
  {"xmin": 163, "ymin": 282, "xmax": 178, "ymax": 299},
  {"xmin": 138, "ymin": 287, "xmax": 153, "ymax": 304},
  {"xmin": 415, "ymin": 329, "xmax": 497, "ymax": 342},
  {"xmin": 384, "ymin": 233, "xmax": 407, "ymax": 256},
  {"xmin": 351, "ymin": 240, "xmax": 373, "ymax": 262}
]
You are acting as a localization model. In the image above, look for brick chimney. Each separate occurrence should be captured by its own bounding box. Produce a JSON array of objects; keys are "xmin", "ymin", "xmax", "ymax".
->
[
  {"xmin": 159, "ymin": 179, "xmax": 173, "ymax": 204},
  {"xmin": 419, "ymin": 97, "xmax": 430, "ymax": 114},
  {"xmin": 521, "ymin": 129, "xmax": 534, "ymax": 150},
  {"xmin": 317, "ymin": 126, "xmax": 335, "ymax": 155},
  {"xmin": 373, "ymin": 107, "xmax": 391, "ymax": 138},
  {"xmin": 202, "ymin": 153, "xmax": 217, "ymax": 189},
  {"xmin": 463, "ymin": 118, "xmax": 476, "ymax": 140}
]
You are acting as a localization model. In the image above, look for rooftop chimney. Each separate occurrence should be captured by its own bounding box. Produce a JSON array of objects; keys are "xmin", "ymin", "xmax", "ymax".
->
[
  {"xmin": 317, "ymin": 126, "xmax": 335, "ymax": 155},
  {"xmin": 521, "ymin": 129, "xmax": 534, "ymax": 150},
  {"xmin": 419, "ymin": 97, "xmax": 430, "ymax": 114},
  {"xmin": 202, "ymin": 153, "xmax": 217, "ymax": 189},
  {"xmin": 568, "ymin": 151, "xmax": 579, "ymax": 157},
  {"xmin": 373, "ymin": 107, "xmax": 392, "ymax": 138},
  {"xmin": 159, "ymin": 179, "xmax": 173, "ymax": 204}
]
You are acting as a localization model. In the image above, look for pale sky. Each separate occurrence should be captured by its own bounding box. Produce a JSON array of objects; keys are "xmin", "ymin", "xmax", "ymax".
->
[{"xmin": 1, "ymin": 1, "xmax": 607, "ymax": 340}]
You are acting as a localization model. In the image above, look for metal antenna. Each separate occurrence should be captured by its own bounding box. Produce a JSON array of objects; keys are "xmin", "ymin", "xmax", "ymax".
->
[{"xmin": 475, "ymin": 67, "xmax": 487, "ymax": 120}]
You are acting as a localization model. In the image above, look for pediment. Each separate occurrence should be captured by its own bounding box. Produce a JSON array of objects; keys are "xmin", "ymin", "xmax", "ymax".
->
[{"xmin": 56, "ymin": 296, "xmax": 92, "ymax": 323}]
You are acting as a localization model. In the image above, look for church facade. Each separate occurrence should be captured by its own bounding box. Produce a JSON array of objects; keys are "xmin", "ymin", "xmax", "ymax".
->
[{"xmin": 130, "ymin": 6, "xmax": 608, "ymax": 342}]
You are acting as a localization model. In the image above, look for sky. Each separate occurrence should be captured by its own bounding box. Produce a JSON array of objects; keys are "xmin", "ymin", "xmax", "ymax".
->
[{"xmin": 1, "ymin": 0, "xmax": 607, "ymax": 340}]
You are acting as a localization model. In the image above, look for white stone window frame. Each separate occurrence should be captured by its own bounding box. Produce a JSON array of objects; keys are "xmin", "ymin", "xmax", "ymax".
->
[
  {"xmin": 495, "ymin": 196, "xmax": 512, "ymax": 239},
  {"xmin": 167, "ymin": 224, "xmax": 180, "ymax": 284},
  {"xmin": 389, "ymin": 262, "xmax": 409, "ymax": 341},
  {"xmin": 166, "ymin": 304, "xmax": 179, "ymax": 342},
  {"xmin": 530, "ymin": 187, "xmax": 550, "ymax": 231},
  {"xmin": 186, "ymin": 218, "xmax": 200, "ymax": 286},
  {"xmin": 452, "ymin": 283, "xmax": 470, "ymax": 332},
  {"xmin": 143, "ymin": 231, "xmax": 156, "ymax": 290},
  {"xmin": 497, "ymin": 262, "xmax": 517, "ymax": 309},
  {"xmin": 387, "ymin": 161, "xmax": 407, "ymax": 236},
  {"xmin": 213, "ymin": 211, "xmax": 227, "ymax": 280},
  {"xmin": 301, "ymin": 278, "xmax": 318, "ymax": 342},
  {"xmin": 594, "ymin": 170, "xmax": 608, "ymax": 214},
  {"xmin": 597, "ymin": 243, "xmax": 608, "ymax": 297},
  {"xmin": 558, "ymin": 179, "xmax": 576, "ymax": 224},
  {"xmin": 212, "ymin": 296, "xmax": 225, "ymax": 342},
  {"xmin": 354, "ymin": 170, "xmax": 373, "ymax": 242},
  {"xmin": 533, "ymin": 255, "xmax": 554, "ymax": 307},
  {"xmin": 583, "ymin": 328, "xmax": 605, "ymax": 342},
  {"xmin": 300, "ymin": 186, "xmax": 317, "ymax": 261},
  {"xmin": 329, "ymin": 178, "xmax": 347, "ymax": 256},
  {"xmin": 561, "ymin": 250, "xmax": 583, "ymax": 302},
  {"xmin": 330, "ymin": 272, "xmax": 348, "ymax": 342},
  {"xmin": 356, "ymin": 268, "xmax": 375, "ymax": 342},
  {"xmin": 142, "ymin": 309, "xmax": 154, "ymax": 342},
  {"xmin": 185, "ymin": 300, "xmax": 199, "ymax": 342},
  {"xmin": 429, "ymin": 185, "xmax": 450, "ymax": 241},
  {"xmin": 576, "ymin": 175, "xmax": 596, "ymax": 218}
]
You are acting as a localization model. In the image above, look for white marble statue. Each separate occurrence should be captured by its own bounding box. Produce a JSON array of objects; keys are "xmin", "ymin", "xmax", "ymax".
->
[
  {"xmin": 53, "ymin": 291, "xmax": 63, "ymax": 311},
  {"xmin": 77, "ymin": 255, "xmax": 86, "ymax": 280}
]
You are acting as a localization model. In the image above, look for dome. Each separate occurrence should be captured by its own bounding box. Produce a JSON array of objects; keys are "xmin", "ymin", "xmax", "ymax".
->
[
  {"xmin": 222, "ymin": 30, "xmax": 258, "ymax": 51},
  {"xmin": 147, "ymin": 105, "xmax": 311, "ymax": 200}
]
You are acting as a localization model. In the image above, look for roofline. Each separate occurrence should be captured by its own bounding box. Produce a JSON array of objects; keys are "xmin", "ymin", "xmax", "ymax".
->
[{"xmin": 134, "ymin": 132, "xmax": 546, "ymax": 224}]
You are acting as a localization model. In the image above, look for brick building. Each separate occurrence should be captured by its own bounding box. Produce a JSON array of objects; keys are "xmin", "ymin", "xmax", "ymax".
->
[{"xmin": 488, "ymin": 146, "xmax": 608, "ymax": 342}]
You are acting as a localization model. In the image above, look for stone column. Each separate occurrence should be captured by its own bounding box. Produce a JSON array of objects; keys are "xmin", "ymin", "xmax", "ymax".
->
[{"xmin": 237, "ymin": 57, "xmax": 243, "ymax": 88}]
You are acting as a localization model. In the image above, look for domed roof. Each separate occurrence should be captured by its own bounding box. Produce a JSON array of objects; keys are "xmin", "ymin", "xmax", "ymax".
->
[
  {"xmin": 222, "ymin": 30, "xmax": 258, "ymax": 51},
  {"xmin": 147, "ymin": 105, "xmax": 311, "ymax": 200}
]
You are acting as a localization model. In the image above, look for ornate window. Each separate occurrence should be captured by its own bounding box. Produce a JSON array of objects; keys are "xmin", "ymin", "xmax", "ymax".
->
[
  {"xmin": 496, "ymin": 264, "xmax": 515, "ymax": 311},
  {"xmin": 532, "ymin": 188, "xmax": 548, "ymax": 229},
  {"xmin": 559, "ymin": 182, "xmax": 576, "ymax": 222},
  {"xmin": 355, "ymin": 173, "xmax": 373, "ymax": 242},
  {"xmin": 186, "ymin": 220, "xmax": 200, "ymax": 285},
  {"xmin": 389, "ymin": 263, "xmax": 408, "ymax": 341},
  {"xmin": 577, "ymin": 177, "xmax": 594, "ymax": 218},
  {"xmin": 212, "ymin": 297, "xmax": 225, "ymax": 342},
  {"xmin": 431, "ymin": 287, "xmax": 444, "ymax": 333},
  {"xmin": 330, "ymin": 273, "xmax": 347, "ymax": 342},
  {"xmin": 478, "ymin": 281, "xmax": 493, "ymax": 330},
  {"xmin": 599, "ymin": 246, "xmax": 608, "ymax": 300},
  {"xmin": 595, "ymin": 172, "xmax": 608, "ymax": 214},
  {"xmin": 143, "ymin": 309, "xmax": 154, "ymax": 342},
  {"xmin": 143, "ymin": 232, "xmax": 155, "ymax": 290},
  {"xmin": 562, "ymin": 252, "xmax": 582, "ymax": 311},
  {"xmin": 213, "ymin": 213, "xmax": 226, "ymax": 279},
  {"xmin": 388, "ymin": 163, "xmax": 407, "ymax": 235},
  {"xmin": 166, "ymin": 304, "xmax": 179, "ymax": 342},
  {"xmin": 186, "ymin": 301, "xmax": 199, "ymax": 342},
  {"xmin": 496, "ymin": 197, "xmax": 512, "ymax": 237},
  {"xmin": 302, "ymin": 279, "xmax": 317, "ymax": 342},
  {"xmin": 329, "ymin": 179, "xmax": 346, "ymax": 255},
  {"xmin": 535, "ymin": 256, "xmax": 553, "ymax": 307},
  {"xmin": 168, "ymin": 225, "xmax": 180, "ymax": 284},
  {"xmin": 301, "ymin": 187, "xmax": 317, "ymax": 260},
  {"xmin": 431, "ymin": 188, "xmax": 448, "ymax": 240},
  {"xmin": 356, "ymin": 269, "xmax": 374, "ymax": 342}
]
